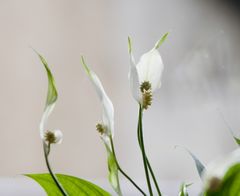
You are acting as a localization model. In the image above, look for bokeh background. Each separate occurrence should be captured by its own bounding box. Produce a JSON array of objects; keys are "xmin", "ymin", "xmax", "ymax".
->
[{"xmin": 0, "ymin": 0, "xmax": 240, "ymax": 195}]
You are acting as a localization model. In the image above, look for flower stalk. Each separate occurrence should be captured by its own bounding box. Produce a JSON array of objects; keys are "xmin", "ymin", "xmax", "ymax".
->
[
  {"xmin": 109, "ymin": 136, "xmax": 147, "ymax": 196},
  {"xmin": 82, "ymin": 57, "xmax": 147, "ymax": 196},
  {"xmin": 138, "ymin": 104, "xmax": 153, "ymax": 196},
  {"xmin": 34, "ymin": 51, "xmax": 68, "ymax": 196},
  {"xmin": 128, "ymin": 34, "xmax": 168, "ymax": 196},
  {"xmin": 137, "ymin": 104, "xmax": 162, "ymax": 196},
  {"xmin": 43, "ymin": 142, "xmax": 68, "ymax": 196}
]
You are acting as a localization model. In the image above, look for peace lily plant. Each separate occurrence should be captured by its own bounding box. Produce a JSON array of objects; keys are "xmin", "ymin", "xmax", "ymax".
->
[
  {"xmin": 26, "ymin": 52, "xmax": 110, "ymax": 196},
  {"xmin": 10, "ymin": 33, "xmax": 239, "ymax": 196},
  {"xmin": 81, "ymin": 56, "xmax": 122, "ymax": 195},
  {"xmin": 128, "ymin": 33, "xmax": 168, "ymax": 196},
  {"xmin": 35, "ymin": 51, "xmax": 67, "ymax": 196}
]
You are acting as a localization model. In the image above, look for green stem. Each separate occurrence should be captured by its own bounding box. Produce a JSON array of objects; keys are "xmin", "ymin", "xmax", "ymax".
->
[
  {"xmin": 110, "ymin": 137, "xmax": 147, "ymax": 196},
  {"xmin": 137, "ymin": 120, "xmax": 162, "ymax": 196},
  {"xmin": 43, "ymin": 142, "xmax": 68, "ymax": 196},
  {"xmin": 137, "ymin": 107, "xmax": 162, "ymax": 196},
  {"xmin": 138, "ymin": 104, "xmax": 153, "ymax": 196},
  {"xmin": 146, "ymin": 159, "xmax": 161, "ymax": 196}
]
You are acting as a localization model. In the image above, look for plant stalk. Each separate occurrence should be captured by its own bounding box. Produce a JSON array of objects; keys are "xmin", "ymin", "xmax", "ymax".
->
[
  {"xmin": 109, "ymin": 137, "xmax": 147, "ymax": 196},
  {"xmin": 137, "ymin": 119, "xmax": 162, "ymax": 196},
  {"xmin": 43, "ymin": 142, "xmax": 68, "ymax": 196},
  {"xmin": 138, "ymin": 104, "xmax": 153, "ymax": 196}
]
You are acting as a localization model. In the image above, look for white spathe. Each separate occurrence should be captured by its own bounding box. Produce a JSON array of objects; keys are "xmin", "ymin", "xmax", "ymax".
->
[
  {"xmin": 39, "ymin": 103, "xmax": 55, "ymax": 140},
  {"xmin": 81, "ymin": 57, "xmax": 114, "ymax": 139},
  {"xmin": 51, "ymin": 129, "xmax": 63, "ymax": 144},
  {"xmin": 129, "ymin": 41, "xmax": 164, "ymax": 103},
  {"xmin": 203, "ymin": 148, "xmax": 240, "ymax": 190},
  {"xmin": 136, "ymin": 49, "xmax": 164, "ymax": 91},
  {"xmin": 81, "ymin": 57, "xmax": 121, "ymax": 195}
]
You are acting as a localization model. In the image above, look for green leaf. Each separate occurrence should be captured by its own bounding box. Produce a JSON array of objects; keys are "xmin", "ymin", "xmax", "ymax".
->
[
  {"xmin": 204, "ymin": 163, "xmax": 240, "ymax": 196},
  {"xmin": 179, "ymin": 183, "xmax": 192, "ymax": 196},
  {"xmin": 26, "ymin": 173, "xmax": 111, "ymax": 196},
  {"xmin": 105, "ymin": 143, "xmax": 122, "ymax": 196},
  {"xmin": 155, "ymin": 32, "xmax": 169, "ymax": 49},
  {"xmin": 176, "ymin": 146, "xmax": 205, "ymax": 180},
  {"xmin": 108, "ymin": 152, "xmax": 120, "ymax": 194},
  {"xmin": 233, "ymin": 137, "xmax": 240, "ymax": 146}
]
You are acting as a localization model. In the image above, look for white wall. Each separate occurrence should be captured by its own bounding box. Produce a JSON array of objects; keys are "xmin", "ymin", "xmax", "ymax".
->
[{"xmin": 0, "ymin": 0, "xmax": 239, "ymax": 194}]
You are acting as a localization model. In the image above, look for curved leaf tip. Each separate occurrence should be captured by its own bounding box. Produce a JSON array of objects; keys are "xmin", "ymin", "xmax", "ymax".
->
[
  {"xmin": 33, "ymin": 50, "xmax": 58, "ymax": 106},
  {"xmin": 155, "ymin": 32, "xmax": 169, "ymax": 49},
  {"xmin": 128, "ymin": 36, "xmax": 132, "ymax": 54},
  {"xmin": 81, "ymin": 56, "xmax": 91, "ymax": 77},
  {"xmin": 175, "ymin": 146, "xmax": 205, "ymax": 180}
]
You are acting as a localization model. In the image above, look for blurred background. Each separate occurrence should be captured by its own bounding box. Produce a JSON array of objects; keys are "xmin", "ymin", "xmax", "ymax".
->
[{"xmin": 0, "ymin": 0, "xmax": 240, "ymax": 195}]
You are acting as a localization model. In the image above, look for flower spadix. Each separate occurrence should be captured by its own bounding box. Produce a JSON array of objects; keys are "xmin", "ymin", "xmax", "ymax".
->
[
  {"xmin": 45, "ymin": 129, "xmax": 63, "ymax": 144},
  {"xmin": 81, "ymin": 57, "xmax": 121, "ymax": 195},
  {"xmin": 36, "ymin": 51, "xmax": 63, "ymax": 145},
  {"xmin": 128, "ymin": 33, "xmax": 168, "ymax": 109}
]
